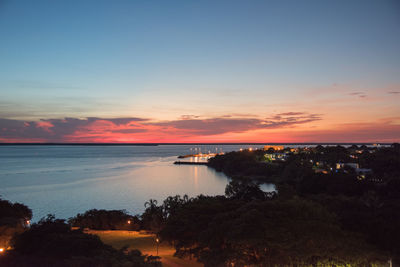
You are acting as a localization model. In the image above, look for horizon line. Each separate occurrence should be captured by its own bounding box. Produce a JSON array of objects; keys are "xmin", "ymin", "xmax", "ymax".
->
[{"xmin": 0, "ymin": 142, "xmax": 395, "ymax": 146}]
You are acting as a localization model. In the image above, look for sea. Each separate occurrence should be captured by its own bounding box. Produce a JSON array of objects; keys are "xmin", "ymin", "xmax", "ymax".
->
[{"xmin": 0, "ymin": 144, "xmax": 275, "ymax": 221}]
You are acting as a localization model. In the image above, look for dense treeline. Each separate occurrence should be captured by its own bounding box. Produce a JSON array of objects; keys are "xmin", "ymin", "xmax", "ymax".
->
[
  {"xmin": 358, "ymin": 144, "xmax": 400, "ymax": 182},
  {"xmin": 208, "ymin": 149, "xmax": 283, "ymax": 180},
  {"xmin": 205, "ymin": 144, "xmax": 400, "ymax": 265},
  {"xmin": 69, "ymin": 209, "xmax": 140, "ymax": 230},
  {"xmin": 134, "ymin": 181, "xmax": 387, "ymax": 266},
  {"xmin": 2, "ymin": 188, "xmax": 390, "ymax": 266},
  {"xmin": 160, "ymin": 194, "xmax": 385, "ymax": 266}
]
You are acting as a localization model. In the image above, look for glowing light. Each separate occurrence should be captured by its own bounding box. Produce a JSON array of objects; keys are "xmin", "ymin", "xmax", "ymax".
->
[
  {"xmin": 26, "ymin": 220, "xmax": 30, "ymax": 225},
  {"xmin": 264, "ymin": 145, "xmax": 284, "ymax": 151},
  {"xmin": 155, "ymin": 237, "xmax": 160, "ymax": 256},
  {"xmin": 127, "ymin": 220, "xmax": 131, "ymax": 224},
  {"xmin": 194, "ymin": 166, "xmax": 198, "ymax": 189},
  {"xmin": 0, "ymin": 248, "xmax": 4, "ymax": 253}
]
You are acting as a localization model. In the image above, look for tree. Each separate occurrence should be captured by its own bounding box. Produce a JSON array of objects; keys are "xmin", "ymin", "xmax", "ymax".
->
[
  {"xmin": 225, "ymin": 180, "xmax": 270, "ymax": 201},
  {"xmin": 160, "ymin": 196, "xmax": 386, "ymax": 266},
  {"xmin": 141, "ymin": 199, "xmax": 164, "ymax": 232},
  {"xmin": 0, "ymin": 198, "xmax": 32, "ymax": 249},
  {"xmin": 69, "ymin": 209, "xmax": 140, "ymax": 230},
  {"xmin": 162, "ymin": 195, "xmax": 191, "ymax": 218},
  {"xmin": 0, "ymin": 198, "xmax": 32, "ymax": 225}
]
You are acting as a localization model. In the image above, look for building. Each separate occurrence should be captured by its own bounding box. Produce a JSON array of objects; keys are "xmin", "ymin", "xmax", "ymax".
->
[
  {"xmin": 265, "ymin": 152, "xmax": 287, "ymax": 161},
  {"xmin": 263, "ymin": 145, "xmax": 284, "ymax": 151},
  {"xmin": 336, "ymin": 163, "xmax": 359, "ymax": 170}
]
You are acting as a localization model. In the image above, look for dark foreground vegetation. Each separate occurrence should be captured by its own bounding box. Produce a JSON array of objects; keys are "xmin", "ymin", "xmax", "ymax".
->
[
  {"xmin": 0, "ymin": 215, "xmax": 160, "ymax": 267},
  {"xmin": 69, "ymin": 209, "xmax": 141, "ymax": 230},
  {"xmin": 0, "ymin": 200, "xmax": 159, "ymax": 266},
  {"xmin": 131, "ymin": 187, "xmax": 389, "ymax": 266},
  {"xmin": 204, "ymin": 144, "xmax": 400, "ymax": 266},
  {"xmin": 0, "ymin": 198, "xmax": 32, "ymax": 250},
  {"xmin": 0, "ymin": 144, "xmax": 398, "ymax": 266}
]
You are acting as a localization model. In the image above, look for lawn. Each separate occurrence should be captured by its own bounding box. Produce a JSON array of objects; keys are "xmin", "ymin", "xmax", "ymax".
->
[{"xmin": 86, "ymin": 230, "xmax": 202, "ymax": 267}]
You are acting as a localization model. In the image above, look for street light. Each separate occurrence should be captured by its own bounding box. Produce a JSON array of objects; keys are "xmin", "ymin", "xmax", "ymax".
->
[{"xmin": 155, "ymin": 238, "xmax": 160, "ymax": 256}]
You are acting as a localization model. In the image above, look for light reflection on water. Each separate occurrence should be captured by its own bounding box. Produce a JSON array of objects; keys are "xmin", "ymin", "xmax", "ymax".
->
[{"xmin": 0, "ymin": 145, "xmax": 275, "ymax": 221}]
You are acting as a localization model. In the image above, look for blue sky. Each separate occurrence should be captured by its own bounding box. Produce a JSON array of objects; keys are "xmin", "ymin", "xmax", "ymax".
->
[{"xmin": 0, "ymin": 0, "xmax": 399, "ymax": 142}]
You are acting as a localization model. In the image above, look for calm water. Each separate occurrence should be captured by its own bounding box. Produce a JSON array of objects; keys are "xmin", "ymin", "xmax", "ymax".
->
[{"xmin": 0, "ymin": 145, "xmax": 274, "ymax": 221}]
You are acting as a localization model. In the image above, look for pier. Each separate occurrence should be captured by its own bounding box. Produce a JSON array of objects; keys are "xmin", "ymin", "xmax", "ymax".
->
[
  {"xmin": 177, "ymin": 152, "xmax": 223, "ymax": 159},
  {"xmin": 174, "ymin": 161, "xmax": 208, "ymax": 165},
  {"xmin": 175, "ymin": 149, "xmax": 224, "ymax": 165}
]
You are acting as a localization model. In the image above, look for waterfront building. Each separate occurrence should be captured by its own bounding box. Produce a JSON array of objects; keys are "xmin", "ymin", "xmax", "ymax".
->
[
  {"xmin": 336, "ymin": 163, "xmax": 359, "ymax": 170},
  {"xmin": 263, "ymin": 145, "xmax": 284, "ymax": 151}
]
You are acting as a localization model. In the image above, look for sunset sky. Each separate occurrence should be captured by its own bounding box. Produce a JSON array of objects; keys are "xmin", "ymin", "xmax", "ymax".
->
[{"xmin": 0, "ymin": 0, "xmax": 399, "ymax": 143}]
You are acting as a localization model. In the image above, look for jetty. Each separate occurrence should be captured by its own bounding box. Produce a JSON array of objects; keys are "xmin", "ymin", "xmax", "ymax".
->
[
  {"xmin": 174, "ymin": 161, "xmax": 208, "ymax": 165},
  {"xmin": 175, "ymin": 150, "xmax": 223, "ymax": 165},
  {"xmin": 177, "ymin": 152, "xmax": 223, "ymax": 159}
]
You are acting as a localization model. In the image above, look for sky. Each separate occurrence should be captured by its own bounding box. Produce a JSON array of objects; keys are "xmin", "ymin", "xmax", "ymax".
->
[{"xmin": 0, "ymin": 0, "xmax": 399, "ymax": 143}]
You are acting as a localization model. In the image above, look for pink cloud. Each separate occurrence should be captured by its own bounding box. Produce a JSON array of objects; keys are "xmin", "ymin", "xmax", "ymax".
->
[{"xmin": 0, "ymin": 113, "xmax": 399, "ymax": 143}]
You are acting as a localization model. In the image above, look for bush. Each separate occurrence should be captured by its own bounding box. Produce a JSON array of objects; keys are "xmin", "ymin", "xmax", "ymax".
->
[
  {"xmin": 0, "ymin": 198, "xmax": 32, "ymax": 249},
  {"xmin": 69, "ymin": 209, "xmax": 140, "ymax": 230},
  {"xmin": 0, "ymin": 215, "xmax": 160, "ymax": 267}
]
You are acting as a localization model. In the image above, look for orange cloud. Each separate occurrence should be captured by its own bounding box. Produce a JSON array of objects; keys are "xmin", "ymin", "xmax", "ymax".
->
[{"xmin": 0, "ymin": 113, "xmax": 399, "ymax": 143}]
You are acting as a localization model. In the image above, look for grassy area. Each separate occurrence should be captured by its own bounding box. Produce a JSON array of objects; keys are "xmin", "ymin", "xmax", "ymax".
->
[{"xmin": 86, "ymin": 230, "xmax": 202, "ymax": 267}]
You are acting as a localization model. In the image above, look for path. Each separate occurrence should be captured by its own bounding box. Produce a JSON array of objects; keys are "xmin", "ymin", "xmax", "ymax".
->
[{"xmin": 86, "ymin": 230, "xmax": 202, "ymax": 267}]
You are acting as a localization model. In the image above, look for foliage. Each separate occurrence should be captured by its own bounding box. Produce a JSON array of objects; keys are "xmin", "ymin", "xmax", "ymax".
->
[
  {"xmin": 206, "ymin": 144, "xmax": 400, "ymax": 265},
  {"xmin": 69, "ymin": 209, "xmax": 140, "ymax": 230},
  {"xmin": 225, "ymin": 179, "xmax": 273, "ymax": 201},
  {"xmin": 159, "ymin": 194, "xmax": 386, "ymax": 267},
  {"xmin": 141, "ymin": 199, "xmax": 164, "ymax": 232},
  {"xmin": 208, "ymin": 150, "xmax": 283, "ymax": 180},
  {"xmin": 141, "ymin": 195, "xmax": 191, "ymax": 231},
  {"xmin": 309, "ymin": 193, "xmax": 400, "ymax": 264},
  {"xmin": 0, "ymin": 198, "xmax": 32, "ymax": 226},
  {"xmin": 0, "ymin": 198, "xmax": 32, "ymax": 249},
  {"xmin": 0, "ymin": 215, "xmax": 161, "ymax": 267},
  {"xmin": 358, "ymin": 143, "xmax": 400, "ymax": 182}
]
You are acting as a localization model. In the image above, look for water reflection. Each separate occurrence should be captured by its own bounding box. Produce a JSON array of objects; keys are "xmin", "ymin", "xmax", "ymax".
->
[
  {"xmin": 0, "ymin": 155, "xmax": 229, "ymax": 221},
  {"xmin": 0, "ymin": 145, "xmax": 275, "ymax": 221},
  {"xmin": 193, "ymin": 166, "xmax": 198, "ymax": 190}
]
